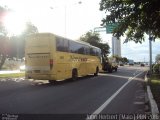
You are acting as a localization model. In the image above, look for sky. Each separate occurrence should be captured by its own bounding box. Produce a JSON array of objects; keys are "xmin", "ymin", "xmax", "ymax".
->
[{"xmin": 1, "ymin": 0, "xmax": 160, "ymax": 62}]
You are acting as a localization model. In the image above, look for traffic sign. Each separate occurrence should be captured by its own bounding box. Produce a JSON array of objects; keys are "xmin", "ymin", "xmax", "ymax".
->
[
  {"xmin": 106, "ymin": 23, "xmax": 119, "ymax": 33},
  {"xmin": 94, "ymin": 27, "xmax": 106, "ymax": 32}
]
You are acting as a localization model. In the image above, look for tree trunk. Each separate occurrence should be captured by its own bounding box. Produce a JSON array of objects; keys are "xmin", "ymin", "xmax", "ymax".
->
[{"xmin": 0, "ymin": 54, "xmax": 6, "ymax": 70}]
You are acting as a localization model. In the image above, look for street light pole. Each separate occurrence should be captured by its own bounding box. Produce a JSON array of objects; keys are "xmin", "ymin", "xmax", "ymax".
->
[
  {"xmin": 50, "ymin": 1, "xmax": 82, "ymax": 38},
  {"xmin": 64, "ymin": 1, "xmax": 82, "ymax": 38},
  {"xmin": 149, "ymin": 33, "xmax": 152, "ymax": 75},
  {"xmin": 64, "ymin": 5, "xmax": 67, "ymax": 38}
]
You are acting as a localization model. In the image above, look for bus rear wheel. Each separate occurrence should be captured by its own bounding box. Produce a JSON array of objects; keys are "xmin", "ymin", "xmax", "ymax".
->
[
  {"xmin": 72, "ymin": 69, "xmax": 78, "ymax": 81},
  {"xmin": 108, "ymin": 66, "xmax": 113, "ymax": 73},
  {"xmin": 49, "ymin": 80, "xmax": 57, "ymax": 84},
  {"xmin": 94, "ymin": 67, "xmax": 99, "ymax": 76}
]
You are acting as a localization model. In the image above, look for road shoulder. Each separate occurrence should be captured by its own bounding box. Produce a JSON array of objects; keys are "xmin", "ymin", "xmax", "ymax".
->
[{"xmin": 145, "ymin": 72, "xmax": 160, "ymax": 115}]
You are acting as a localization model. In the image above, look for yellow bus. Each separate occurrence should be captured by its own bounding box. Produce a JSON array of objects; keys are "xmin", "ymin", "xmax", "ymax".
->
[{"xmin": 25, "ymin": 33, "xmax": 101, "ymax": 83}]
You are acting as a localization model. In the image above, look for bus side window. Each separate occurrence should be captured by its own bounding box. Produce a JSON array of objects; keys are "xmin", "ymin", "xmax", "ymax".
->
[
  {"xmin": 90, "ymin": 47, "xmax": 96, "ymax": 56},
  {"xmin": 90, "ymin": 47, "xmax": 94, "ymax": 56},
  {"xmin": 84, "ymin": 46, "xmax": 90, "ymax": 55},
  {"xmin": 77, "ymin": 44, "xmax": 85, "ymax": 54},
  {"xmin": 64, "ymin": 39, "xmax": 69, "ymax": 52},
  {"xmin": 56, "ymin": 37, "xmax": 64, "ymax": 51},
  {"xmin": 98, "ymin": 49, "xmax": 101, "ymax": 57},
  {"xmin": 96, "ymin": 49, "xmax": 101, "ymax": 56},
  {"xmin": 69, "ymin": 41, "xmax": 78, "ymax": 53}
]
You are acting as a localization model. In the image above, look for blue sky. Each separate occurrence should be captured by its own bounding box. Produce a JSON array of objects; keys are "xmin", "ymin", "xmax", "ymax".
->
[
  {"xmin": 121, "ymin": 39, "xmax": 160, "ymax": 62},
  {"xmin": 100, "ymin": 33, "xmax": 160, "ymax": 62},
  {"xmin": 1, "ymin": 0, "xmax": 160, "ymax": 62}
]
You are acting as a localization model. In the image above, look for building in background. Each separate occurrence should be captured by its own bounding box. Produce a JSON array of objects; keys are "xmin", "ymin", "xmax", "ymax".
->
[{"xmin": 112, "ymin": 37, "xmax": 121, "ymax": 57}]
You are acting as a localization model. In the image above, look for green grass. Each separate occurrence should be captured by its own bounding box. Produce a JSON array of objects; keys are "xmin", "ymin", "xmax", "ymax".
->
[
  {"xmin": 0, "ymin": 73, "xmax": 25, "ymax": 78},
  {"xmin": 150, "ymin": 74, "xmax": 160, "ymax": 111}
]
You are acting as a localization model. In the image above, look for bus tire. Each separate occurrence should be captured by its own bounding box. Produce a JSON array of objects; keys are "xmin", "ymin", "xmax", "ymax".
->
[
  {"xmin": 49, "ymin": 80, "xmax": 57, "ymax": 84},
  {"xmin": 108, "ymin": 66, "xmax": 113, "ymax": 73},
  {"xmin": 94, "ymin": 67, "xmax": 99, "ymax": 76},
  {"xmin": 72, "ymin": 69, "xmax": 78, "ymax": 81}
]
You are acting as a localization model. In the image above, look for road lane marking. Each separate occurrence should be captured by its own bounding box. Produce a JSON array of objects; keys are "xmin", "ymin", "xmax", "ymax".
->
[
  {"xmin": 134, "ymin": 102, "xmax": 144, "ymax": 105},
  {"xmin": 86, "ymin": 71, "xmax": 144, "ymax": 120},
  {"xmin": 133, "ymin": 70, "xmax": 141, "ymax": 76},
  {"xmin": 100, "ymin": 73, "xmax": 131, "ymax": 80}
]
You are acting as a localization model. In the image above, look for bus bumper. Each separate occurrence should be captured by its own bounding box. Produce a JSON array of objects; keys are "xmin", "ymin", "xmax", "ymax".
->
[{"xmin": 25, "ymin": 73, "xmax": 57, "ymax": 80}]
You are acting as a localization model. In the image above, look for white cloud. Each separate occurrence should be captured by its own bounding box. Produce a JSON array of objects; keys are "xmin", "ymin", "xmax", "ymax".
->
[{"xmin": 122, "ymin": 39, "xmax": 160, "ymax": 62}]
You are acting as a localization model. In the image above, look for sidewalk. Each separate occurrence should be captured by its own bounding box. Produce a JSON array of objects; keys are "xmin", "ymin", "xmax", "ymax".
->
[{"xmin": 0, "ymin": 70, "xmax": 21, "ymax": 74}]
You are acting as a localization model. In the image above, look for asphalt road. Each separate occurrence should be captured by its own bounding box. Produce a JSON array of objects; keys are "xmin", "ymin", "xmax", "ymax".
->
[{"xmin": 0, "ymin": 66, "xmax": 148, "ymax": 120}]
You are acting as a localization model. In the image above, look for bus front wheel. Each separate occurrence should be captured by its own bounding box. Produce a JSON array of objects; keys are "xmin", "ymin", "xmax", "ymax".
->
[{"xmin": 72, "ymin": 69, "xmax": 78, "ymax": 81}]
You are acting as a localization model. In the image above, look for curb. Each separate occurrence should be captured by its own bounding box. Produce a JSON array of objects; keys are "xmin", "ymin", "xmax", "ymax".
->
[{"xmin": 145, "ymin": 72, "xmax": 159, "ymax": 115}]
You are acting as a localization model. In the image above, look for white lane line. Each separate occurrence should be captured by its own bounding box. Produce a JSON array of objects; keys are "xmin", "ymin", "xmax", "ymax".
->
[{"xmin": 86, "ymin": 71, "xmax": 144, "ymax": 120}]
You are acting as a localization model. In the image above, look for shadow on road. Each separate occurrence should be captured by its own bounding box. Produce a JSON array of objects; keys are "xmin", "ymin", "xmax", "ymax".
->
[
  {"xmin": 0, "ymin": 74, "xmax": 98, "ymax": 89},
  {"xmin": 35, "ymin": 74, "xmax": 98, "ymax": 86}
]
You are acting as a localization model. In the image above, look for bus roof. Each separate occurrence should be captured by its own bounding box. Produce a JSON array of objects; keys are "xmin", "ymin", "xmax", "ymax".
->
[{"xmin": 26, "ymin": 32, "xmax": 101, "ymax": 50}]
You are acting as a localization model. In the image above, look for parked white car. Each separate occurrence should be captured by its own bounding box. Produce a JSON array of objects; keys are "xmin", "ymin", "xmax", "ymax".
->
[{"xmin": 20, "ymin": 65, "xmax": 25, "ymax": 71}]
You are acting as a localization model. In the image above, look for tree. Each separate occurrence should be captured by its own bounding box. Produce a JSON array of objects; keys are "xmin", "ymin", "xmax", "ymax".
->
[
  {"xmin": 8, "ymin": 22, "xmax": 38, "ymax": 59},
  {"xmin": 122, "ymin": 57, "xmax": 128, "ymax": 63},
  {"xmin": 0, "ymin": 6, "xmax": 9, "ymax": 69},
  {"xmin": 80, "ymin": 31, "xmax": 101, "ymax": 45},
  {"xmin": 0, "ymin": 35, "xmax": 10, "ymax": 69},
  {"xmin": 79, "ymin": 31, "xmax": 110, "ymax": 55},
  {"xmin": 17, "ymin": 22, "xmax": 38, "ymax": 58},
  {"xmin": 23, "ymin": 22, "xmax": 38, "ymax": 35},
  {"xmin": 155, "ymin": 54, "xmax": 160, "ymax": 63},
  {"xmin": 112, "ymin": 55, "xmax": 128, "ymax": 63},
  {"xmin": 112, "ymin": 55, "xmax": 122, "ymax": 63},
  {"xmin": 99, "ymin": 0, "xmax": 160, "ymax": 43},
  {"xmin": 0, "ymin": 5, "xmax": 38, "ymax": 69}
]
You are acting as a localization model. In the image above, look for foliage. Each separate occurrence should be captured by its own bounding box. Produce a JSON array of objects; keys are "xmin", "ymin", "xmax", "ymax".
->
[
  {"xmin": 150, "ymin": 74, "xmax": 160, "ymax": 110},
  {"xmin": 0, "ymin": 6, "xmax": 9, "ymax": 69},
  {"xmin": 0, "ymin": 5, "xmax": 38, "ymax": 69},
  {"xmin": 0, "ymin": 7, "xmax": 6, "ymax": 34},
  {"xmin": 155, "ymin": 54, "xmax": 160, "ymax": 63},
  {"xmin": 99, "ymin": 0, "xmax": 160, "ymax": 43},
  {"xmin": 112, "ymin": 55, "xmax": 128, "ymax": 63},
  {"xmin": 80, "ymin": 31, "xmax": 101, "ymax": 45},
  {"xmin": 112, "ymin": 55, "xmax": 121, "ymax": 62},
  {"xmin": 0, "ymin": 35, "xmax": 10, "ymax": 69},
  {"xmin": 8, "ymin": 22, "xmax": 38, "ymax": 59},
  {"xmin": 122, "ymin": 57, "xmax": 128, "ymax": 63},
  {"xmin": 16, "ymin": 22, "xmax": 38, "ymax": 58},
  {"xmin": 153, "ymin": 64, "xmax": 160, "ymax": 74},
  {"xmin": 23, "ymin": 22, "xmax": 38, "ymax": 35},
  {"xmin": 79, "ymin": 31, "xmax": 110, "ymax": 55}
]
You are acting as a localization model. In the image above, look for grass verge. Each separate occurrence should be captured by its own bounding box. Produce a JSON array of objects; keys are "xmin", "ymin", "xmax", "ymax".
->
[
  {"xmin": 0, "ymin": 73, "xmax": 25, "ymax": 78},
  {"xmin": 149, "ymin": 74, "xmax": 160, "ymax": 111}
]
